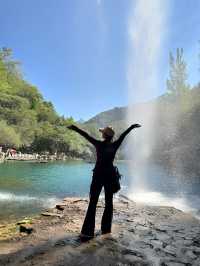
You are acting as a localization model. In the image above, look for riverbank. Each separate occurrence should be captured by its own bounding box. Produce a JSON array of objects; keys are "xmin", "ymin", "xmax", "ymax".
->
[
  {"xmin": 0, "ymin": 149, "xmax": 86, "ymax": 163},
  {"xmin": 0, "ymin": 195, "xmax": 200, "ymax": 266},
  {"xmin": 2, "ymin": 155, "xmax": 84, "ymax": 163}
]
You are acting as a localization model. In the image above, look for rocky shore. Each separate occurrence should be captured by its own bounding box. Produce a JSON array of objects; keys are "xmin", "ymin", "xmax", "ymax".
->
[{"xmin": 0, "ymin": 195, "xmax": 200, "ymax": 266}]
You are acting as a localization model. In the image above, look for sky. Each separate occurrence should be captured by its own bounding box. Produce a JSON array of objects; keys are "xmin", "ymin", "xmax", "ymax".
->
[{"xmin": 0, "ymin": 0, "xmax": 200, "ymax": 120}]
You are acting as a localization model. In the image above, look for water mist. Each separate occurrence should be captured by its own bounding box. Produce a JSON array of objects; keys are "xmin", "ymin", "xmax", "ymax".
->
[
  {"xmin": 126, "ymin": 1, "xmax": 200, "ymax": 219},
  {"xmin": 126, "ymin": 0, "xmax": 168, "ymax": 199}
]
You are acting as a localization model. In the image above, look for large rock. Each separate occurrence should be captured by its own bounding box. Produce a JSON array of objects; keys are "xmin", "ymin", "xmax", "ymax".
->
[{"xmin": 19, "ymin": 224, "xmax": 34, "ymax": 235}]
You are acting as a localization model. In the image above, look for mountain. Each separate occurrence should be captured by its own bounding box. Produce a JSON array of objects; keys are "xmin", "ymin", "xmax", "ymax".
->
[
  {"xmin": 85, "ymin": 106, "xmax": 126, "ymax": 127},
  {"xmin": 84, "ymin": 107, "xmax": 127, "ymax": 139},
  {"xmin": 77, "ymin": 119, "xmax": 85, "ymax": 124}
]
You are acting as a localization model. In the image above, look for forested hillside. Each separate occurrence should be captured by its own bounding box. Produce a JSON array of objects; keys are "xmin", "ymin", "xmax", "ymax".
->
[{"xmin": 0, "ymin": 48, "xmax": 92, "ymax": 158}]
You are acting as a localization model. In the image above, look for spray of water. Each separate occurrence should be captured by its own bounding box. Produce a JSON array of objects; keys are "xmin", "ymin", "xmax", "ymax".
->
[
  {"xmin": 0, "ymin": 192, "xmax": 58, "ymax": 208},
  {"xmin": 126, "ymin": 0, "xmax": 167, "ymax": 192},
  {"xmin": 125, "ymin": 1, "xmax": 200, "ymax": 218}
]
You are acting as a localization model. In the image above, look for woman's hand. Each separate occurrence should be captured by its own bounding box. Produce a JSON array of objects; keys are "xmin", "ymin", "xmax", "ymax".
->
[
  {"xmin": 131, "ymin": 123, "xmax": 141, "ymax": 129},
  {"xmin": 67, "ymin": 124, "xmax": 77, "ymax": 130}
]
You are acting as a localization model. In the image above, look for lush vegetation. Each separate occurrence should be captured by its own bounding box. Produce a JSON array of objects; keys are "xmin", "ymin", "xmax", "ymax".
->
[
  {"xmin": 153, "ymin": 48, "xmax": 200, "ymax": 179},
  {"xmin": 0, "ymin": 48, "xmax": 92, "ymax": 158}
]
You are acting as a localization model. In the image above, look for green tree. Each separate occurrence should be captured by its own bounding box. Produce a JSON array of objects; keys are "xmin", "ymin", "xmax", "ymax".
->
[
  {"xmin": 0, "ymin": 120, "xmax": 21, "ymax": 147},
  {"xmin": 0, "ymin": 47, "xmax": 22, "ymax": 79},
  {"xmin": 167, "ymin": 48, "xmax": 189, "ymax": 97}
]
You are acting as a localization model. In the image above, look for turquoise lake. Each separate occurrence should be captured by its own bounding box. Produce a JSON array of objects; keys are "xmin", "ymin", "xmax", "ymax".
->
[
  {"xmin": 0, "ymin": 161, "xmax": 200, "ymax": 222},
  {"xmin": 0, "ymin": 161, "xmax": 129, "ymax": 221}
]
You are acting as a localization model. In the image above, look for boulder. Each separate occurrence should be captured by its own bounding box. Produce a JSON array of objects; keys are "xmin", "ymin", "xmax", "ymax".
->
[
  {"xmin": 19, "ymin": 225, "xmax": 34, "ymax": 234},
  {"xmin": 56, "ymin": 204, "xmax": 65, "ymax": 211},
  {"xmin": 41, "ymin": 212, "xmax": 63, "ymax": 218}
]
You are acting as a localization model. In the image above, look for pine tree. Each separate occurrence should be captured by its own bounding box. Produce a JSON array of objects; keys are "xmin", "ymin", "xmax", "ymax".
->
[{"xmin": 167, "ymin": 48, "xmax": 189, "ymax": 97}]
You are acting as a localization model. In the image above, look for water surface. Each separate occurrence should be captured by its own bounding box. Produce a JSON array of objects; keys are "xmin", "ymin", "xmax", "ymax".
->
[
  {"xmin": 0, "ymin": 161, "xmax": 127, "ymax": 221},
  {"xmin": 0, "ymin": 161, "xmax": 200, "ymax": 221}
]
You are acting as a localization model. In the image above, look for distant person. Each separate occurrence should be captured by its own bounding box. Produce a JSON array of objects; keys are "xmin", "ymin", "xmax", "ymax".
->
[{"xmin": 67, "ymin": 123, "xmax": 141, "ymax": 241}]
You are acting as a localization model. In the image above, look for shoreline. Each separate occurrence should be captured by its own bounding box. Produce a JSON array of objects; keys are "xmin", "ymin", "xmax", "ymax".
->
[
  {"xmin": 1, "ymin": 157, "xmax": 84, "ymax": 163},
  {"xmin": 1, "ymin": 195, "xmax": 200, "ymax": 265}
]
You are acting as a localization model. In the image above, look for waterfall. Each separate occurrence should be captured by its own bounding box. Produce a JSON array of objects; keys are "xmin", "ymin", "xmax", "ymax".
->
[{"xmin": 126, "ymin": 0, "xmax": 168, "ymax": 193}]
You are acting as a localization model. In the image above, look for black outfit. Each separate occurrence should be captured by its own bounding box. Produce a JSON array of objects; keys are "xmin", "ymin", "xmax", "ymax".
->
[{"xmin": 71, "ymin": 125, "xmax": 135, "ymax": 236}]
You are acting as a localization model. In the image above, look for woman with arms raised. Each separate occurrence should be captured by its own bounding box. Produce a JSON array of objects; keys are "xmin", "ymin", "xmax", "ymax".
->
[{"xmin": 67, "ymin": 123, "xmax": 141, "ymax": 241}]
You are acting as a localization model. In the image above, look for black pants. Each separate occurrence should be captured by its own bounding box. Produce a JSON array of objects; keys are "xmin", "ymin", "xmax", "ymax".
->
[{"xmin": 81, "ymin": 176, "xmax": 113, "ymax": 236}]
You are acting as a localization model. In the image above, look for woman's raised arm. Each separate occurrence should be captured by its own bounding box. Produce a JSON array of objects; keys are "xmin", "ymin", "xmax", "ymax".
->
[
  {"xmin": 67, "ymin": 125, "xmax": 98, "ymax": 146},
  {"xmin": 114, "ymin": 124, "xmax": 141, "ymax": 150}
]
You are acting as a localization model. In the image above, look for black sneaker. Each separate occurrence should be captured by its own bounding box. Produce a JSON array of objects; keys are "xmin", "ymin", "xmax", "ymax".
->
[
  {"xmin": 101, "ymin": 230, "xmax": 111, "ymax": 235},
  {"xmin": 79, "ymin": 233, "xmax": 94, "ymax": 242}
]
